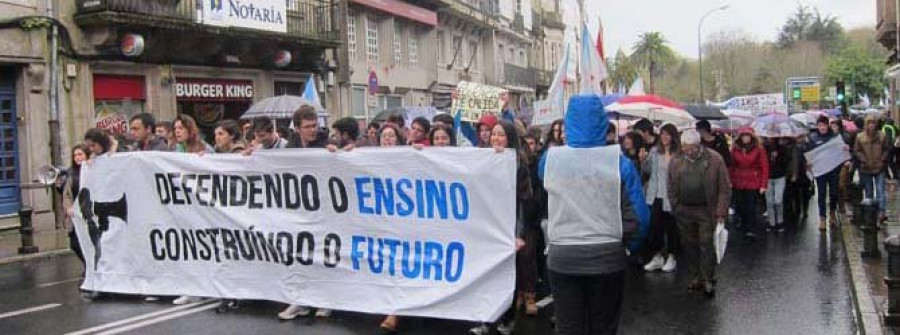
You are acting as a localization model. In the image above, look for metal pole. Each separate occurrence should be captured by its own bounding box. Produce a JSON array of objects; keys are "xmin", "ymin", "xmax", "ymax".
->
[{"xmin": 698, "ymin": 5, "xmax": 729, "ymax": 104}]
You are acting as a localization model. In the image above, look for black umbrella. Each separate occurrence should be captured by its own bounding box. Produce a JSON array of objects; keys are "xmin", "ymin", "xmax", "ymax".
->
[{"xmin": 684, "ymin": 105, "xmax": 727, "ymax": 121}]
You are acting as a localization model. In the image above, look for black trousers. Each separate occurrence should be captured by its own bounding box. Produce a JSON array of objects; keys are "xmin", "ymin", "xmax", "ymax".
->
[
  {"xmin": 734, "ymin": 189, "xmax": 759, "ymax": 234},
  {"xmin": 644, "ymin": 199, "xmax": 680, "ymax": 258},
  {"xmin": 550, "ymin": 270, "xmax": 625, "ymax": 335}
]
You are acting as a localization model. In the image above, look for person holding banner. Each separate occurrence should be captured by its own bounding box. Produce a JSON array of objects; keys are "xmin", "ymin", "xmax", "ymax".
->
[
  {"xmin": 327, "ymin": 117, "xmax": 360, "ymax": 152},
  {"xmin": 429, "ymin": 124, "xmax": 456, "ymax": 147},
  {"xmin": 469, "ymin": 120, "xmax": 532, "ymax": 335},
  {"xmin": 213, "ymin": 120, "xmax": 246, "ymax": 154},
  {"xmin": 807, "ymin": 116, "xmax": 851, "ymax": 231},
  {"xmin": 408, "ymin": 117, "xmax": 431, "ymax": 146},
  {"xmin": 537, "ymin": 94, "xmax": 650, "ymax": 335},
  {"xmin": 172, "ymin": 114, "xmax": 214, "ymax": 154}
]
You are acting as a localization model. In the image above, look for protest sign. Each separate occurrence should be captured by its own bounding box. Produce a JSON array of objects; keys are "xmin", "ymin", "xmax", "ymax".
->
[
  {"xmin": 73, "ymin": 149, "xmax": 516, "ymax": 322},
  {"xmin": 404, "ymin": 106, "xmax": 438, "ymax": 128},
  {"xmin": 804, "ymin": 136, "xmax": 851, "ymax": 177},
  {"xmin": 531, "ymin": 100, "xmax": 563, "ymax": 126},
  {"xmin": 451, "ymin": 81, "xmax": 507, "ymax": 122}
]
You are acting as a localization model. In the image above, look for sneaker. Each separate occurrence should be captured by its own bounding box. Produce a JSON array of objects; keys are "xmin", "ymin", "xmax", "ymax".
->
[
  {"xmin": 496, "ymin": 320, "xmax": 515, "ymax": 335},
  {"xmin": 643, "ymin": 254, "xmax": 664, "ymax": 272},
  {"xmin": 144, "ymin": 296, "xmax": 159, "ymax": 302},
  {"xmin": 743, "ymin": 232, "xmax": 756, "ymax": 239},
  {"xmin": 468, "ymin": 324, "xmax": 491, "ymax": 335},
  {"xmin": 172, "ymin": 296, "xmax": 201, "ymax": 305},
  {"xmin": 277, "ymin": 304, "xmax": 311, "ymax": 320},
  {"xmin": 776, "ymin": 224, "xmax": 785, "ymax": 233},
  {"xmin": 315, "ymin": 308, "xmax": 332, "ymax": 318},
  {"xmin": 661, "ymin": 255, "xmax": 676, "ymax": 272}
]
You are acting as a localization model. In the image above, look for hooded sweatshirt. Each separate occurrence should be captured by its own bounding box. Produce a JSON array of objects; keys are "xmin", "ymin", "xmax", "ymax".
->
[
  {"xmin": 855, "ymin": 116, "xmax": 891, "ymax": 173},
  {"xmin": 538, "ymin": 94, "xmax": 650, "ymax": 275}
]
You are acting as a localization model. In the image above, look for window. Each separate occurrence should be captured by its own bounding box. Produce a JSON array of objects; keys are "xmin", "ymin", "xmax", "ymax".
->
[
  {"xmin": 452, "ymin": 36, "xmax": 463, "ymax": 68},
  {"xmin": 393, "ymin": 21, "xmax": 402, "ymax": 65},
  {"xmin": 347, "ymin": 10, "xmax": 357, "ymax": 60},
  {"xmin": 498, "ymin": 43, "xmax": 504, "ymax": 62},
  {"xmin": 437, "ymin": 31, "xmax": 445, "ymax": 64},
  {"xmin": 386, "ymin": 96, "xmax": 403, "ymax": 109},
  {"xmin": 516, "ymin": 0, "xmax": 521, "ymax": 14},
  {"xmin": 508, "ymin": 47, "xmax": 515, "ymax": 64},
  {"xmin": 519, "ymin": 50, "xmax": 526, "ymax": 66},
  {"xmin": 366, "ymin": 16, "xmax": 379, "ymax": 64},
  {"xmin": 409, "ymin": 31, "xmax": 419, "ymax": 67},
  {"xmin": 352, "ymin": 87, "xmax": 367, "ymax": 118},
  {"xmin": 468, "ymin": 41, "xmax": 479, "ymax": 70}
]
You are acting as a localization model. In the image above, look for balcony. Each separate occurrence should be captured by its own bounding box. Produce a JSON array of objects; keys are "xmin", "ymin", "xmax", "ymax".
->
[
  {"xmin": 535, "ymin": 69, "xmax": 551, "ymax": 88},
  {"xmin": 541, "ymin": 11, "xmax": 565, "ymax": 31},
  {"xmin": 877, "ymin": 0, "xmax": 897, "ymax": 50},
  {"xmin": 433, "ymin": 0, "xmax": 501, "ymax": 28},
  {"xmin": 503, "ymin": 63, "xmax": 535, "ymax": 88},
  {"xmin": 74, "ymin": 0, "xmax": 339, "ymax": 47},
  {"xmin": 512, "ymin": 13, "xmax": 525, "ymax": 34}
]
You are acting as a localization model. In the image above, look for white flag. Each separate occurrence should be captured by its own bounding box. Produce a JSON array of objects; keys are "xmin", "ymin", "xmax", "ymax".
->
[
  {"xmin": 628, "ymin": 77, "xmax": 645, "ymax": 96},
  {"xmin": 579, "ymin": 22, "xmax": 606, "ymax": 95}
]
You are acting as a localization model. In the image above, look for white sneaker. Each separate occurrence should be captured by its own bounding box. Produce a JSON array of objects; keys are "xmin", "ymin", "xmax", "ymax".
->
[
  {"xmin": 468, "ymin": 324, "xmax": 491, "ymax": 335},
  {"xmin": 315, "ymin": 308, "xmax": 332, "ymax": 318},
  {"xmin": 496, "ymin": 321, "xmax": 515, "ymax": 335},
  {"xmin": 144, "ymin": 296, "xmax": 159, "ymax": 302},
  {"xmin": 661, "ymin": 254, "xmax": 677, "ymax": 272},
  {"xmin": 277, "ymin": 304, "xmax": 311, "ymax": 320},
  {"xmin": 172, "ymin": 296, "xmax": 201, "ymax": 305},
  {"xmin": 643, "ymin": 255, "xmax": 664, "ymax": 272}
]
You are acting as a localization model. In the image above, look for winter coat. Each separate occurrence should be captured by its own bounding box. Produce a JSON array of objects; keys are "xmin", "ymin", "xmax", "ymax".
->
[
  {"xmin": 668, "ymin": 148, "xmax": 732, "ymax": 219},
  {"xmin": 702, "ymin": 133, "xmax": 732, "ymax": 167},
  {"xmin": 765, "ymin": 142, "xmax": 795, "ymax": 180},
  {"xmin": 730, "ymin": 144, "xmax": 769, "ymax": 190},
  {"xmin": 855, "ymin": 130, "xmax": 890, "ymax": 174}
]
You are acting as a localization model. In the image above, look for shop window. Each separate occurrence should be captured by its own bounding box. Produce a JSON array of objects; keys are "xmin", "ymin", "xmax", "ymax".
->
[
  {"xmin": 93, "ymin": 74, "xmax": 146, "ymax": 136},
  {"xmin": 437, "ymin": 31, "xmax": 445, "ymax": 64},
  {"xmin": 409, "ymin": 33, "xmax": 419, "ymax": 67},
  {"xmin": 386, "ymin": 96, "xmax": 403, "ymax": 109}
]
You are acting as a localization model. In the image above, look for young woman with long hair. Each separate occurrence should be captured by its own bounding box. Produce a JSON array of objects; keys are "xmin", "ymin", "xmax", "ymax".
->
[{"xmin": 641, "ymin": 124, "xmax": 681, "ymax": 272}]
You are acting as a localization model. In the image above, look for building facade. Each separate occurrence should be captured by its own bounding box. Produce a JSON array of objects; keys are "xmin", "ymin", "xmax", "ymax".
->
[
  {"xmin": 58, "ymin": 0, "xmax": 340, "ymax": 144},
  {"xmin": 0, "ymin": 0, "xmax": 55, "ymax": 228},
  {"xmin": 877, "ymin": 0, "xmax": 900, "ymax": 120}
]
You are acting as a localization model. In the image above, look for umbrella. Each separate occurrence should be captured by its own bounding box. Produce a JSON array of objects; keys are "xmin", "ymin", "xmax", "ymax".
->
[
  {"xmin": 600, "ymin": 94, "xmax": 624, "ymax": 106},
  {"xmin": 372, "ymin": 107, "xmax": 408, "ymax": 123},
  {"xmin": 751, "ymin": 112, "xmax": 806, "ymax": 137},
  {"xmin": 684, "ymin": 105, "xmax": 727, "ymax": 120},
  {"xmin": 240, "ymin": 95, "xmax": 323, "ymax": 120},
  {"xmin": 790, "ymin": 111, "xmax": 823, "ymax": 129},
  {"xmin": 714, "ymin": 109, "xmax": 755, "ymax": 132},
  {"xmin": 605, "ymin": 95, "xmax": 695, "ymax": 123}
]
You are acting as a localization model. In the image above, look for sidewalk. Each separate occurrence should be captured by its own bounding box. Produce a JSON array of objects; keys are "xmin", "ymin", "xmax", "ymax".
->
[
  {"xmin": 0, "ymin": 227, "xmax": 72, "ymax": 264},
  {"xmin": 842, "ymin": 181, "xmax": 900, "ymax": 335}
]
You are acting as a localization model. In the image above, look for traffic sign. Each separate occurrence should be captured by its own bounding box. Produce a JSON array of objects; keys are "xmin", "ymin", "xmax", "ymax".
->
[{"xmin": 800, "ymin": 85, "xmax": 820, "ymax": 102}]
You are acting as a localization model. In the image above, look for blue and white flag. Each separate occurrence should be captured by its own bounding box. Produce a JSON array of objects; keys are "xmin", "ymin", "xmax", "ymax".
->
[{"xmin": 579, "ymin": 22, "xmax": 607, "ymax": 95}]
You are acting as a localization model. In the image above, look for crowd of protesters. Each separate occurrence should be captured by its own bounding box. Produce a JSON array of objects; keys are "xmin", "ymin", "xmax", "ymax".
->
[{"xmin": 61, "ymin": 92, "xmax": 900, "ymax": 335}]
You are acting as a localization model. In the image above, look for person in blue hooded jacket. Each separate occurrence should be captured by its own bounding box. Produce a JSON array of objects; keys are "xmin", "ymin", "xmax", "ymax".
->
[{"xmin": 538, "ymin": 94, "xmax": 650, "ymax": 335}]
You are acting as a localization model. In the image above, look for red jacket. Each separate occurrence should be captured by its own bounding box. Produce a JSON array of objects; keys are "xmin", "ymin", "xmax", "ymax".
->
[{"xmin": 729, "ymin": 145, "xmax": 769, "ymax": 190}]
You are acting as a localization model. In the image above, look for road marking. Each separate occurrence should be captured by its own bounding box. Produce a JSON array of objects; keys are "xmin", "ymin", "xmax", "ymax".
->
[
  {"xmin": 37, "ymin": 278, "xmax": 83, "ymax": 288},
  {"xmin": 536, "ymin": 295, "xmax": 554, "ymax": 308},
  {"xmin": 93, "ymin": 302, "xmax": 220, "ymax": 335},
  {"xmin": 64, "ymin": 300, "xmax": 219, "ymax": 335},
  {"xmin": 0, "ymin": 303, "xmax": 62, "ymax": 320}
]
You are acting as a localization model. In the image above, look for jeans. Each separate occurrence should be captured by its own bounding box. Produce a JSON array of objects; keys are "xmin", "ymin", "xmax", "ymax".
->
[
  {"xmin": 815, "ymin": 167, "xmax": 841, "ymax": 218},
  {"xmin": 550, "ymin": 270, "xmax": 625, "ymax": 335},
  {"xmin": 860, "ymin": 171, "xmax": 887, "ymax": 214},
  {"xmin": 766, "ymin": 178, "xmax": 786, "ymax": 226}
]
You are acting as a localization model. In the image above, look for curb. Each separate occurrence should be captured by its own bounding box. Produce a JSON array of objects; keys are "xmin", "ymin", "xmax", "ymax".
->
[
  {"xmin": 0, "ymin": 248, "xmax": 72, "ymax": 265},
  {"xmin": 839, "ymin": 217, "xmax": 884, "ymax": 335}
]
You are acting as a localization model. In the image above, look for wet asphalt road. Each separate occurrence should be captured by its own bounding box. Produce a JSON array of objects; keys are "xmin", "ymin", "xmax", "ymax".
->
[{"xmin": 0, "ymin": 206, "xmax": 856, "ymax": 334}]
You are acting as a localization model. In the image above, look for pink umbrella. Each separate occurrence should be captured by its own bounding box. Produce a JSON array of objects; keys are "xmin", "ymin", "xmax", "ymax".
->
[{"xmin": 606, "ymin": 95, "xmax": 695, "ymax": 124}]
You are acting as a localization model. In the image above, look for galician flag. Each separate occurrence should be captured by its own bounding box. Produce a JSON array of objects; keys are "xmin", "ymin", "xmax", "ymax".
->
[
  {"xmin": 301, "ymin": 74, "xmax": 323, "ymax": 110},
  {"xmin": 579, "ymin": 22, "xmax": 607, "ymax": 95},
  {"xmin": 547, "ymin": 45, "xmax": 570, "ymax": 112}
]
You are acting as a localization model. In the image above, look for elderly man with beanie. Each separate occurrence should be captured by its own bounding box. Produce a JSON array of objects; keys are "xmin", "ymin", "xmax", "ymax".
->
[
  {"xmin": 538, "ymin": 94, "xmax": 650, "ymax": 335},
  {"xmin": 668, "ymin": 129, "xmax": 731, "ymax": 298},
  {"xmin": 854, "ymin": 115, "xmax": 892, "ymax": 222}
]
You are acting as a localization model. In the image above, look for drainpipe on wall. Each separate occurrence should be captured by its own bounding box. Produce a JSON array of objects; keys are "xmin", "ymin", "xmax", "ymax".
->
[{"xmin": 46, "ymin": 0, "xmax": 63, "ymax": 228}]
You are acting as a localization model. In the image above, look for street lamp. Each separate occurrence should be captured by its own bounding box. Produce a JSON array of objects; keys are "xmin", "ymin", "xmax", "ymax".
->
[{"xmin": 698, "ymin": 4, "xmax": 729, "ymax": 103}]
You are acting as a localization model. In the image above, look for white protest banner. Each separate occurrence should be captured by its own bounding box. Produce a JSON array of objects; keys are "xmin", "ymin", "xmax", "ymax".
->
[
  {"xmin": 200, "ymin": 0, "xmax": 287, "ymax": 33},
  {"xmin": 804, "ymin": 136, "xmax": 852, "ymax": 177},
  {"xmin": 73, "ymin": 149, "xmax": 516, "ymax": 322},
  {"xmin": 531, "ymin": 100, "xmax": 562, "ymax": 126},
  {"xmin": 451, "ymin": 81, "xmax": 508, "ymax": 122},
  {"xmin": 404, "ymin": 106, "xmax": 438, "ymax": 129}
]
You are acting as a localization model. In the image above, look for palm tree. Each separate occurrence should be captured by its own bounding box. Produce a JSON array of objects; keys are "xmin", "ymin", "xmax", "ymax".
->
[
  {"xmin": 609, "ymin": 49, "xmax": 638, "ymax": 93},
  {"xmin": 630, "ymin": 32, "xmax": 678, "ymax": 94}
]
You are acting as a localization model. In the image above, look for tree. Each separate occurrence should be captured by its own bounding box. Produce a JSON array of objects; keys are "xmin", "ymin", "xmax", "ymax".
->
[
  {"xmin": 824, "ymin": 47, "xmax": 887, "ymax": 102},
  {"xmin": 630, "ymin": 32, "xmax": 678, "ymax": 94},
  {"xmin": 608, "ymin": 49, "xmax": 638, "ymax": 93},
  {"xmin": 777, "ymin": 4, "xmax": 846, "ymax": 53}
]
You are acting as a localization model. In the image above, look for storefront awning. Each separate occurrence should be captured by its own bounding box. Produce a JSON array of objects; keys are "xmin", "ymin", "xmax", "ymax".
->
[{"xmin": 350, "ymin": 0, "xmax": 437, "ymax": 26}]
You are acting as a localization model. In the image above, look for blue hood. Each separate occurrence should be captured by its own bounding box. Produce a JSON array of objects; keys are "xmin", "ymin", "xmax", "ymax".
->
[{"xmin": 565, "ymin": 94, "xmax": 609, "ymax": 148}]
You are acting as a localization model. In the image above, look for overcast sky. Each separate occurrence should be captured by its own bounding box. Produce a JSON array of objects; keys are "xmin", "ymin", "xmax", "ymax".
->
[{"xmin": 582, "ymin": 0, "xmax": 877, "ymax": 58}]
